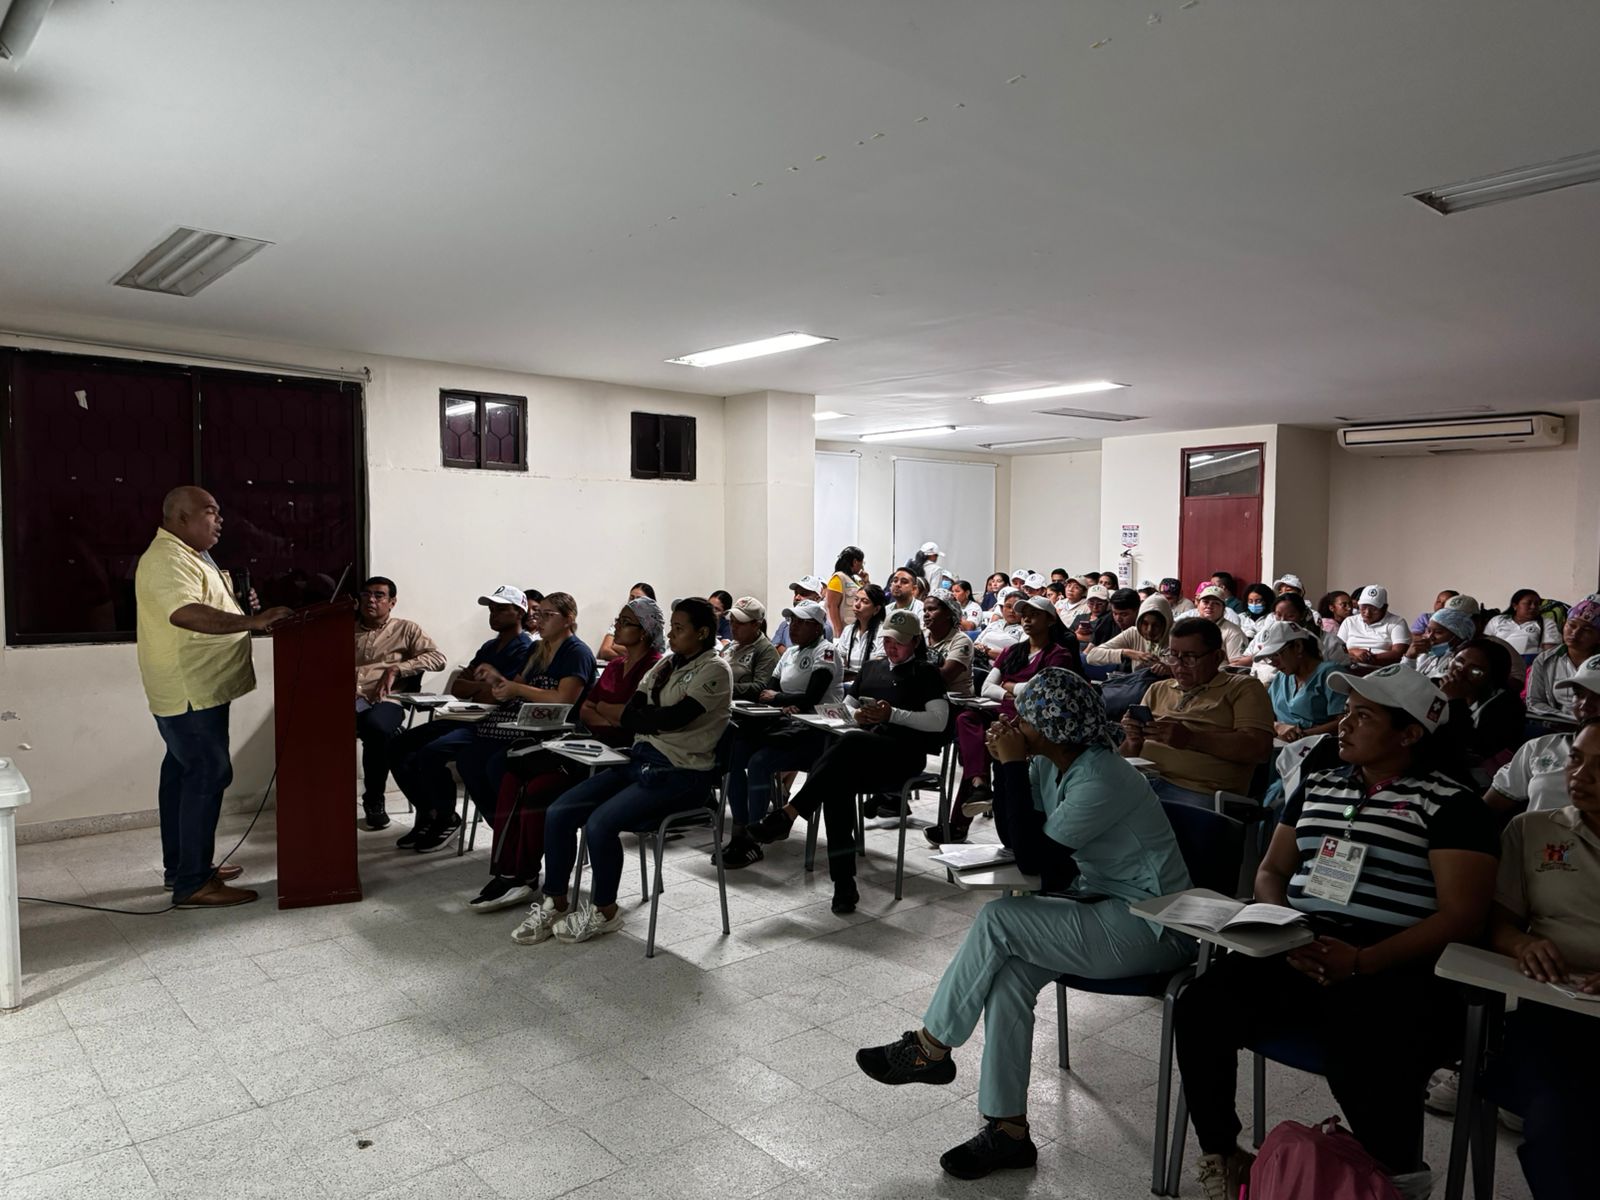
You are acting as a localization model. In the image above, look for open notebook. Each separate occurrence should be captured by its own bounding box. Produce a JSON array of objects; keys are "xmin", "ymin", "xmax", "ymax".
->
[{"xmin": 1160, "ymin": 895, "xmax": 1307, "ymax": 932}]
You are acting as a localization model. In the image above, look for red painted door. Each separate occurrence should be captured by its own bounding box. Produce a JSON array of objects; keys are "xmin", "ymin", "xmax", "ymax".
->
[{"xmin": 1178, "ymin": 443, "xmax": 1263, "ymax": 596}]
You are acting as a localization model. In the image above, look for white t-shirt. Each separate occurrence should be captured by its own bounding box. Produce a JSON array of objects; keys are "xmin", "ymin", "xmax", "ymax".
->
[
  {"xmin": 1483, "ymin": 613, "xmax": 1558, "ymax": 656},
  {"xmin": 975, "ymin": 620, "xmax": 1026, "ymax": 657},
  {"xmin": 1337, "ymin": 611, "xmax": 1412, "ymax": 652},
  {"xmin": 1492, "ymin": 733, "xmax": 1572, "ymax": 812}
]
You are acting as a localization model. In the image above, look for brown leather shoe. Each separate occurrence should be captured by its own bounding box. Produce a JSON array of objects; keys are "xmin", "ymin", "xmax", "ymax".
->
[
  {"xmin": 214, "ymin": 864, "xmax": 244, "ymax": 881},
  {"xmin": 175, "ymin": 878, "xmax": 259, "ymax": 908}
]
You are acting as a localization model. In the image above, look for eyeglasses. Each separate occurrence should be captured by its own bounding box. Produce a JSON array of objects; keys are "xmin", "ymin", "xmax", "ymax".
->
[
  {"xmin": 614, "ymin": 617, "xmax": 642, "ymax": 631},
  {"xmin": 1160, "ymin": 650, "xmax": 1219, "ymax": 666},
  {"xmin": 534, "ymin": 609, "xmax": 565, "ymax": 621},
  {"xmin": 1450, "ymin": 663, "xmax": 1488, "ymax": 679}
]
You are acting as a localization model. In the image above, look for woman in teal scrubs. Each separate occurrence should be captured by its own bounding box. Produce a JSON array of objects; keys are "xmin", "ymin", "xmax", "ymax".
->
[{"xmin": 854, "ymin": 668, "xmax": 1194, "ymax": 1181}]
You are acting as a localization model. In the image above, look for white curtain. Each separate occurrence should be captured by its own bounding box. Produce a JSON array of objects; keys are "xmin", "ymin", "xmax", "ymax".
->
[
  {"xmin": 813, "ymin": 451, "xmax": 860, "ymax": 577},
  {"xmin": 892, "ymin": 457, "xmax": 996, "ymax": 585}
]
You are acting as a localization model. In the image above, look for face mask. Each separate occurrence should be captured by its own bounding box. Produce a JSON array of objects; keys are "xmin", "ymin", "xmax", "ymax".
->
[
  {"xmin": 1247, "ymin": 603, "xmax": 1266, "ymax": 615},
  {"xmin": 1428, "ymin": 643, "xmax": 1451, "ymax": 657}
]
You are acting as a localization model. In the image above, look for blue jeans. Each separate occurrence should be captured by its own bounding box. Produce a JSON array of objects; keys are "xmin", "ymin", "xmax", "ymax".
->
[
  {"xmin": 725, "ymin": 725, "xmax": 825, "ymax": 825},
  {"xmin": 1148, "ymin": 777, "xmax": 1215, "ymax": 809},
  {"xmin": 542, "ymin": 745, "xmax": 715, "ymax": 908},
  {"xmin": 389, "ymin": 723, "xmax": 477, "ymax": 823},
  {"xmin": 153, "ymin": 703, "xmax": 233, "ymax": 898},
  {"xmin": 1492, "ymin": 1003, "xmax": 1593, "ymax": 1200}
]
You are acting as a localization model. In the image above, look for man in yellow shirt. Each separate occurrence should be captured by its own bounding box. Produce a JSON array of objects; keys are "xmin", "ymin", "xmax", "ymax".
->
[{"xmin": 135, "ymin": 487, "xmax": 291, "ymax": 907}]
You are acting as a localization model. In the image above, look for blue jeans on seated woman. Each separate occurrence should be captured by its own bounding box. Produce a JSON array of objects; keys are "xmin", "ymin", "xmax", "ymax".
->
[
  {"xmin": 541, "ymin": 744, "xmax": 716, "ymax": 908},
  {"xmin": 1147, "ymin": 777, "xmax": 1215, "ymax": 809}
]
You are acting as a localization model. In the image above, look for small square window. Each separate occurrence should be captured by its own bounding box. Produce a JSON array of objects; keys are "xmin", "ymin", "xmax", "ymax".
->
[
  {"xmin": 1184, "ymin": 446, "xmax": 1261, "ymax": 498},
  {"xmin": 630, "ymin": 412, "xmax": 696, "ymax": 480},
  {"xmin": 440, "ymin": 391, "xmax": 526, "ymax": 470}
]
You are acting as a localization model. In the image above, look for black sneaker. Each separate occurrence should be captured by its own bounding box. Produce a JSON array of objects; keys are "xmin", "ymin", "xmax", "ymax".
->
[
  {"xmin": 923, "ymin": 821, "xmax": 969, "ymax": 847},
  {"xmin": 396, "ymin": 821, "xmax": 432, "ymax": 850},
  {"xmin": 413, "ymin": 815, "xmax": 462, "ymax": 853},
  {"xmin": 749, "ymin": 810, "xmax": 794, "ymax": 844},
  {"xmin": 939, "ymin": 1120, "xmax": 1038, "ymax": 1180},
  {"xmin": 362, "ymin": 803, "xmax": 390, "ymax": 831},
  {"xmin": 469, "ymin": 876, "xmax": 534, "ymax": 912},
  {"xmin": 718, "ymin": 836, "xmax": 764, "ymax": 869},
  {"xmin": 856, "ymin": 1030, "xmax": 957, "ymax": 1087},
  {"xmin": 831, "ymin": 879, "xmax": 859, "ymax": 914}
]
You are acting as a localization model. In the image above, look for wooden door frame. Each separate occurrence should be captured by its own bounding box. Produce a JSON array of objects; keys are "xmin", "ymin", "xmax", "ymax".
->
[{"xmin": 1177, "ymin": 441, "xmax": 1265, "ymax": 590}]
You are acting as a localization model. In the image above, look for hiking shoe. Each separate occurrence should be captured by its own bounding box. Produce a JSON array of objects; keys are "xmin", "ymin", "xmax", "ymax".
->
[
  {"xmin": 749, "ymin": 810, "xmax": 795, "ymax": 844},
  {"xmin": 939, "ymin": 1119, "xmax": 1038, "ymax": 1180},
  {"xmin": 510, "ymin": 897, "xmax": 563, "ymax": 945},
  {"xmin": 856, "ymin": 1031, "xmax": 957, "ymax": 1087},
  {"xmin": 831, "ymin": 879, "xmax": 859, "ymax": 914},
  {"xmin": 469, "ymin": 877, "xmax": 533, "ymax": 913},
  {"xmin": 412, "ymin": 815, "xmax": 462, "ymax": 853},
  {"xmin": 554, "ymin": 902, "xmax": 625, "ymax": 944},
  {"xmin": 1424, "ymin": 1069, "xmax": 1458, "ymax": 1115},
  {"xmin": 1195, "ymin": 1149, "xmax": 1255, "ymax": 1200},
  {"xmin": 362, "ymin": 803, "xmax": 390, "ymax": 831}
]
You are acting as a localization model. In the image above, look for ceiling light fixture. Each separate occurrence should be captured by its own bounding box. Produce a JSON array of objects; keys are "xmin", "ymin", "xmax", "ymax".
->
[
  {"xmin": 666, "ymin": 331, "xmax": 834, "ymax": 367},
  {"xmin": 0, "ymin": 0, "xmax": 54, "ymax": 66},
  {"xmin": 859, "ymin": 425, "xmax": 957, "ymax": 444},
  {"xmin": 977, "ymin": 436, "xmax": 1092, "ymax": 451},
  {"xmin": 1409, "ymin": 148, "xmax": 1600, "ymax": 215},
  {"xmin": 813, "ymin": 410, "xmax": 848, "ymax": 422},
  {"xmin": 114, "ymin": 227, "xmax": 273, "ymax": 297},
  {"xmin": 974, "ymin": 380, "xmax": 1128, "ymax": 405}
]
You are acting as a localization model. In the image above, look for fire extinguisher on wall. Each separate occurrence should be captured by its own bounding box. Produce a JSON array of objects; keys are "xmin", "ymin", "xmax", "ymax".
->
[{"xmin": 1118, "ymin": 550, "xmax": 1134, "ymax": 590}]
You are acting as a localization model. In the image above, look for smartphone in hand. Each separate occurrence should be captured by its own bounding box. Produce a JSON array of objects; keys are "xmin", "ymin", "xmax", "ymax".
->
[{"xmin": 1127, "ymin": 704, "xmax": 1153, "ymax": 725}]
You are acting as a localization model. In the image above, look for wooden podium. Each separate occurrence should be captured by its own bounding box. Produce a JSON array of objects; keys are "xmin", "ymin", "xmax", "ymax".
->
[{"xmin": 271, "ymin": 601, "xmax": 362, "ymax": 908}]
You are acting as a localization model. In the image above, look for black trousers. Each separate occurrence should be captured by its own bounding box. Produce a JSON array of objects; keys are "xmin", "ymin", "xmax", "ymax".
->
[
  {"xmin": 788, "ymin": 731, "xmax": 928, "ymax": 882},
  {"xmin": 355, "ymin": 701, "xmax": 408, "ymax": 805},
  {"xmin": 1173, "ymin": 949, "xmax": 1458, "ymax": 1174},
  {"xmin": 1494, "ymin": 1003, "xmax": 1595, "ymax": 1200}
]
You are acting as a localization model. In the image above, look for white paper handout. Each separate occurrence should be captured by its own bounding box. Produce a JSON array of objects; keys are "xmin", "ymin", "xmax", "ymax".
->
[
  {"xmin": 929, "ymin": 844, "xmax": 1017, "ymax": 870},
  {"xmin": 1159, "ymin": 895, "xmax": 1308, "ymax": 932}
]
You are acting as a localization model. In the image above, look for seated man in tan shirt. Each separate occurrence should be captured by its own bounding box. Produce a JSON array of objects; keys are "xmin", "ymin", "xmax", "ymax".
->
[
  {"xmin": 1119, "ymin": 617, "xmax": 1273, "ymax": 807},
  {"xmin": 355, "ymin": 575, "xmax": 446, "ymax": 829}
]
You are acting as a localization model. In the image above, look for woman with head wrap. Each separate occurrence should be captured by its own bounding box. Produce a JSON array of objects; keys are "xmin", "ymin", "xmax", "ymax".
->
[
  {"xmin": 923, "ymin": 590, "xmax": 975, "ymax": 697},
  {"xmin": 854, "ymin": 669, "xmax": 1194, "ymax": 1182},
  {"xmin": 1528, "ymin": 595, "xmax": 1600, "ymax": 720},
  {"xmin": 465, "ymin": 596, "xmax": 664, "ymax": 913},
  {"xmin": 1402, "ymin": 606, "xmax": 1476, "ymax": 680}
]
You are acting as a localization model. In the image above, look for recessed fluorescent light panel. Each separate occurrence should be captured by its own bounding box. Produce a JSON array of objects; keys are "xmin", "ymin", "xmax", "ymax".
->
[
  {"xmin": 1040, "ymin": 406, "xmax": 1144, "ymax": 422},
  {"xmin": 813, "ymin": 410, "xmax": 848, "ymax": 422},
  {"xmin": 666, "ymin": 332, "xmax": 834, "ymax": 367},
  {"xmin": 978, "ymin": 436, "xmax": 1091, "ymax": 451},
  {"xmin": 115, "ymin": 227, "xmax": 273, "ymax": 297},
  {"xmin": 859, "ymin": 425, "xmax": 957, "ymax": 444},
  {"xmin": 974, "ymin": 380, "xmax": 1127, "ymax": 405},
  {"xmin": 0, "ymin": 0, "xmax": 55, "ymax": 65},
  {"xmin": 1410, "ymin": 149, "xmax": 1600, "ymax": 215}
]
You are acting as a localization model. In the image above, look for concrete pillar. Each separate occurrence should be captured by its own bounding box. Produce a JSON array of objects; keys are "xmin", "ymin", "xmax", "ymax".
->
[{"xmin": 723, "ymin": 391, "xmax": 815, "ymax": 612}]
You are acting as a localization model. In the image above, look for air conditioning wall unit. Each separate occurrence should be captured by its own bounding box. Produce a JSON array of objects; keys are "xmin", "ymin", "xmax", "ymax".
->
[{"xmin": 1336, "ymin": 413, "xmax": 1565, "ymax": 457}]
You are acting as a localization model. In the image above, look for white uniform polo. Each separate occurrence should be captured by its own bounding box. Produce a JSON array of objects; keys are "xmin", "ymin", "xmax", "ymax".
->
[
  {"xmin": 1483, "ymin": 613, "xmax": 1559, "ymax": 656},
  {"xmin": 774, "ymin": 636, "xmax": 844, "ymax": 706},
  {"xmin": 1492, "ymin": 734, "xmax": 1573, "ymax": 813},
  {"xmin": 1337, "ymin": 611, "xmax": 1412, "ymax": 653}
]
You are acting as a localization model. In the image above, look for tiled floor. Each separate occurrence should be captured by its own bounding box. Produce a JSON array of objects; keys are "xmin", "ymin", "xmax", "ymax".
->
[{"xmin": 9, "ymin": 794, "xmax": 1531, "ymax": 1198}]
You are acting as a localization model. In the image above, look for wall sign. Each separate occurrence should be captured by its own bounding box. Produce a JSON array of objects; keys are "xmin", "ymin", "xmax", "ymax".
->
[{"xmin": 1120, "ymin": 523, "xmax": 1141, "ymax": 548}]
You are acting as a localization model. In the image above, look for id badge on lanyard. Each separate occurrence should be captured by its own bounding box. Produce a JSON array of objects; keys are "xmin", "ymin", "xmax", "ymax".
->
[{"xmin": 1303, "ymin": 835, "xmax": 1368, "ymax": 906}]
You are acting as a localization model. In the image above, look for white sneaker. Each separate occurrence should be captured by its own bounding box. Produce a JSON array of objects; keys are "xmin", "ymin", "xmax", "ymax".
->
[
  {"xmin": 1195, "ymin": 1150, "xmax": 1253, "ymax": 1200},
  {"xmin": 1391, "ymin": 1167, "xmax": 1434, "ymax": 1200},
  {"xmin": 554, "ymin": 902, "xmax": 625, "ymax": 944},
  {"xmin": 510, "ymin": 897, "xmax": 563, "ymax": 945},
  {"xmin": 1424, "ymin": 1069, "xmax": 1459, "ymax": 1115},
  {"xmin": 1499, "ymin": 1111, "xmax": 1524, "ymax": 1134}
]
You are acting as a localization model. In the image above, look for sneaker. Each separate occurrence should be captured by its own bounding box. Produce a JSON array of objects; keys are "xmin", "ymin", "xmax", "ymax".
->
[
  {"xmin": 718, "ymin": 836, "xmax": 764, "ymax": 869},
  {"xmin": 395, "ymin": 821, "xmax": 432, "ymax": 850},
  {"xmin": 554, "ymin": 902, "xmax": 625, "ymax": 944},
  {"xmin": 938, "ymin": 1119, "xmax": 1038, "ymax": 1180},
  {"xmin": 362, "ymin": 802, "xmax": 390, "ymax": 831},
  {"xmin": 412, "ymin": 815, "xmax": 462, "ymax": 853},
  {"xmin": 1195, "ymin": 1149, "xmax": 1255, "ymax": 1200},
  {"xmin": 1391, "ymin": 1167, "xmax": 1434, "ymax": 1200},
  {"xmin": 1424, "ymin": 1069, "xmax": 1459, "ymax": 1115},
  {"xmin": 749, "ymin": 810, "xmax": 795, "ymax": 844},
  {"xmin": 510, "ymin": 897, "xmax": 564, "ymax": 945},
  {"xmin": 923, "ymin": 821, "xmax": 969, "ymax": 847},
  {"xmin": 1499, "ymin": 1111, "xmax": 1524, "ymax": 1134},
  {"xmin": 960, "ymin": 797, "xmax": 994, "ymax": 819},
  {"xmin": 855, "ymin": 1031, "xmax": 957, "ymax": 1087},
  {"xmin": 831, "ymin": 879, "xmax": 859, "ymax": 914},
  {"xmin": 469, "ymin": 877, "xmax": 534, "ymax": 913}
]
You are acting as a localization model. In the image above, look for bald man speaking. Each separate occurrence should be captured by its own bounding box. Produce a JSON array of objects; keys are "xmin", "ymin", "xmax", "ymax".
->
[{"xmin": 134, "ymin": 487, "xmax": 292, "ymax": 907}]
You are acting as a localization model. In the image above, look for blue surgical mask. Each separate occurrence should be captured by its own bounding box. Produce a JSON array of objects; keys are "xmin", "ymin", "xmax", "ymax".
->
[
  {"xmin": 1428, "ymin": 643, "xmax": 1451, "ymax": 657},
  {"xmin": 1247, "ymin": 603, "xmax": 1266, "ymax": 615}
]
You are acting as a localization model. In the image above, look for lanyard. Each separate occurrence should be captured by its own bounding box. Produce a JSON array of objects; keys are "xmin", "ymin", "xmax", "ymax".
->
[{"xmin": 1343, "ymin": 775, "xmax": 1398, "ymax": 823}]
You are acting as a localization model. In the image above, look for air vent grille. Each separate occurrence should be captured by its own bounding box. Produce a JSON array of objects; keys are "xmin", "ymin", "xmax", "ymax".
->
[
  {"xmin": 114, "ymin": 227, "xmax": 272, "ymax": 297},
  {"xmin": 1039, "ymin": 407, "xmax": 1144, "ymax": 422}
]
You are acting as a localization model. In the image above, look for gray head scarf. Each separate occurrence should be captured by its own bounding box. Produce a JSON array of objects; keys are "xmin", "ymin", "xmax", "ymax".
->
[{"xmin": 626, "ymin": 596, "xmax": 666, "ymax": 653}]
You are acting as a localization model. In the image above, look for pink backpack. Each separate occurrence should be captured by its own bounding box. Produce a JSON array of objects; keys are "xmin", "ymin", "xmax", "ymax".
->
[{"xmin": 1248, "ymin": 1118, "xmax": 1403, "ymax": 1200}]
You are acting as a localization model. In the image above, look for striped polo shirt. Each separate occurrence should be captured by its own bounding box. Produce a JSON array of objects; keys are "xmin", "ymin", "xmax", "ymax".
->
[{"xmin": 1283, "ymin": 765, "xmax": 1498, "ymax": 931}]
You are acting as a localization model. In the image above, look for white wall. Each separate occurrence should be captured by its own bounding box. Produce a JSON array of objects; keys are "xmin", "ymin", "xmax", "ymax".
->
[
  {"xmin": 1, "ymin": 316, "xmax": 729, "ymax": 829},
  {"xmin": 1097, "ymin": 424, "xmax": 1280, "ymax": 588},
  {"xmin": 816, "ymin": 441, "xmax": 1010, "ymax": 587},
  {"xmin": 1008, "ymin": 450, "xmax": 1103, "ymax": 576},
  {"xmin": 1327, "ymin": 413, "xmax": 1589, "ymax": 621}
]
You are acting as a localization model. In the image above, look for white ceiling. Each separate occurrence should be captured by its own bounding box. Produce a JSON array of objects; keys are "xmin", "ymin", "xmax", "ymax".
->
[{"xmin": 3, "ymin": 0, "xmax": 1598, "ymax": 454}]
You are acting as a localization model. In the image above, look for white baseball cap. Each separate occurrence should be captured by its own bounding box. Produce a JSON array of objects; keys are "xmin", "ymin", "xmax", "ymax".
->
[
  {"xmin": 1330, "ymin": 665, "xmax": 1449, "ymax": 732},
  {"xmin": 1024, "ymin": 573, "xmax": 1047, "ymax": 589},
  {"xmin": 1011, "ymin": 567, "xmax": 1030, "ymax": 582},
  {"xmin": 782, "ymin": 600, "xmax": 828, "ymax": 625},
  {"xmin": 1554, "ymin": 653, "xmax": 1600, "ymax": 697},
  {"xmin": 788, "ymin": 574, "xmax": 826, "ymax": 595},
  {"xmin": 1273, "ymin": 573, "xmax": 1305, "ymax": 591},
  {"xmin": 920, "ymin": 541, "xmax": 940, "ymax": 556},
  {"xmin": 1017, "ymin": 595, "xmax": 1059, "ymax": 617},
  {"xmin": 1251, "ymin": 622, "xmax": 1316, "ymax": 661},
  {"xmin": 729, "ymin": 596, "xmax": 766, "ymax": 623},
  {"xmin": 1441, "ymin": 593, "xmax": 1480, "ymax": 615},
  {"xmin": 1138, "ymin": 579, "xmax": 1158, "ymax": 590},
  {"xmin": 1358, "ymin": 585, "xmax": 1389, "ymax": 608},
  {"xmin": 1086, "ymin": 584, "xmax": 1111, "ymax": 601},
  {"xmin": 478, "ymin": 585, "xmax": 529, "ymax": 612}
]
